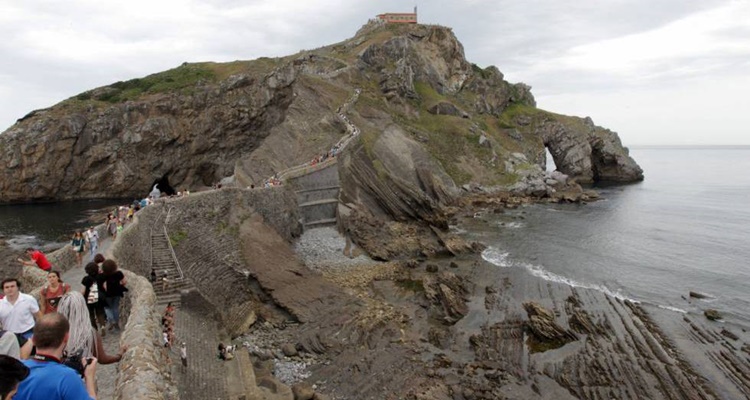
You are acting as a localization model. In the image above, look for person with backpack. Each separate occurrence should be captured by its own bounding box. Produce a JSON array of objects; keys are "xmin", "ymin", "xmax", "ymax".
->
[
  {"xmin": 39, "ymin": 271, "xmax": 70, "ymax": 315},
  {"xmin": 101, "ymin": 259, "xmax": 127, "ymax": 331},
  {"xmin": 80, "ymin": 263, "xmax": 106, "ymax": 333}
]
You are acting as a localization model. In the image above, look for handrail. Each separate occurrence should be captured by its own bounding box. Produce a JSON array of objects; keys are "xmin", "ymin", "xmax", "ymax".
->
[
  {"xmin": 163, "ymin": 207, "xmax": 185, "ymax": 280},
  {"xmin": 163, "ymin": 225, "xmax": 185, "ymax": 280},
  {"xmin": 149, "ymin": 207, "xmax": 166, "ymax": 272}
]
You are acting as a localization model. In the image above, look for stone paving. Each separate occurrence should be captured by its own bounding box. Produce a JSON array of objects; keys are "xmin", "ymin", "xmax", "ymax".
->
[
  {"xmin": 62, "ymin": 237, "xmax": 121, "ymax": 400},
  {"xmin": 168, "ymin": 306, "xmax": 230, "ymax": 400}
]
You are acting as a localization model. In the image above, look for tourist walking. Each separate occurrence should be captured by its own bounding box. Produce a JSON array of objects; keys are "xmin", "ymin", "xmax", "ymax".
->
[
  {"xmin": 80, "ymin": 262, "xmax": 106, "ymax": 332},
  {"xmin": 180, "ymin": 342, "xmax": 187, "ymax": 370},
  {"xmin": 70, "ymin": 231, "xmax": 85, "ymax": 267},
  {"xmin": 17, "ymin": 248, "xmax": 52, "ymax": 272},
  {"xmin": 57, "ymin": 292, "xmax": 126, "ymax": 364},
  {"xmin": 0, "ymin": 279, "xmax": 40, "ymax": 341},
  {"xmin": 101, "ymin": 259, "xmax": 127, "ymax": 331},
  {"xmin": 107, "ymin": 215, "xmax": 117, "ymax": 238},
  {"xmin": 85, "ymin": 226, "xmax": 99, "ymax": 256},
  {"xmin": 39, "ymin": 271, "xmax": 71, "ymax": 315}
]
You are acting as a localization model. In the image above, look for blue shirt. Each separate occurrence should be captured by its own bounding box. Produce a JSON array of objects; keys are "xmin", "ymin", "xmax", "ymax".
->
[{"xmin": 14, "ymin": 359, "xmax": 93, "ymax": 400}]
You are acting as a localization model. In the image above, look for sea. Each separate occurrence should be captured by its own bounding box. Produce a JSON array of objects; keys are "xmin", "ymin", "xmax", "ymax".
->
[
  {"xmin": 465, "ymin": 146, "xmax": 750, "ymax": 328},
  {"xmin": 0, "ymin": 199, "xmax": 122, "ymax": 250},
  {"xmin": 1, "ymin": 148, "xmax": 749, "ymax": 328}
]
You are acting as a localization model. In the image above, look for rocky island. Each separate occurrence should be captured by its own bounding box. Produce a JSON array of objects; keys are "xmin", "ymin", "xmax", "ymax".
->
[{"xmin": 2, "ymin": 19, "xmax": 747, "ymax": 400}]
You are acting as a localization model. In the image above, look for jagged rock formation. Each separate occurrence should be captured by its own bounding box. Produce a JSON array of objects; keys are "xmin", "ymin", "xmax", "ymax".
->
[{"xmin": 0, "ymin": 21, "xmax": 641, "ymax": 209}]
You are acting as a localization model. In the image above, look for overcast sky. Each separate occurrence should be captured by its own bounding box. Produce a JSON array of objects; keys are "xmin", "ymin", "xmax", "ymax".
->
[{"xmin": 1, "ymin": 0, "xmax": 748, "ymax": 145}]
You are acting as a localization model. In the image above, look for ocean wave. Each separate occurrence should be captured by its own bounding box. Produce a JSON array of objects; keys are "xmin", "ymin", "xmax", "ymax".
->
[
  {"xmin": 481, "ymin": 247, "xmax": 511, "ymax": 267},
  {"xmin": 481, "ymin": 247, "xmax": 698, "ymax": 316},
  {"xmin": 482, "ymin": 247, "xmax": 633, "ymax": 301}
]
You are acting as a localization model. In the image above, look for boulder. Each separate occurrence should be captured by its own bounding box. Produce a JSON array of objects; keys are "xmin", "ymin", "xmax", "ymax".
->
[
  {"xmin": 704, "ymin": 309, "xmax": 722, "ymax": 321},
  {"xmin": 427, "ymin": 101, "xmax": 468, "ymax": 118},
  {"xmin": 281, "ymin": 343, "xmax": 298, "ymax": 357},
  {"xmin": 291, "ymin": 383, "xmax": 315, "ymax": 400},
  {"xmin": 689, "ymin": 291, "xmax": 712, "ymax": 299}
]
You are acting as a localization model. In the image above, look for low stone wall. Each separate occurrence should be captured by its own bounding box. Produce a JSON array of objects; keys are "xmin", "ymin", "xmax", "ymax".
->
[
  {"xmin": 111, "ymin": 205, "xmax": 162, "ymax": 276},
  {"xmin": 115, "ymin": 270, "xmax": 177, "ymax": 400},
  {"xmin": 109, "ymin": 206, "xmax": 177, "ymax": 400}
]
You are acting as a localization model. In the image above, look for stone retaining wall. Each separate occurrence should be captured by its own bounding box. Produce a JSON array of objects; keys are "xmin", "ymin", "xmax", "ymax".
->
[
  {"xmin": 114, "ymin": 188, "xmax": 301, "ymax": 338},
  {"xmin": 115, "ymin": 270, "xmax": 178, "ymax": 400},
  {"xmin": 110, "ymin": 208, "xmax": 178, "ymax": 400},
  {"xmin": 160, "ymin": 188, "xmax": 301, "ymax": 337}
]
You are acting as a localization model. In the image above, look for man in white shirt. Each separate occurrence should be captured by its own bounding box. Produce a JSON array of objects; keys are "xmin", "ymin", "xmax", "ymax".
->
[
  {"xmin": 85, "ymin": 227, "xmax": 99, "ymax": 256},
  {"xmin": 0, "ymin": 279, "xmax": 41, "ymax": 340}
]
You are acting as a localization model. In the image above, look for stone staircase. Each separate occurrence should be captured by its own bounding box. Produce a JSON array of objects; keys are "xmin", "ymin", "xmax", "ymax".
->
[{"xmin": 151, "ymin": 212, "xmax": 194, "ymax": 309}]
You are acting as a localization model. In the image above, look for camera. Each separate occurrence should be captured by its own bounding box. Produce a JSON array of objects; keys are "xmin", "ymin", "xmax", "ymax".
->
[{"xmin": 62, "ymin": 352, "xmax": 92, "ymax": 377}]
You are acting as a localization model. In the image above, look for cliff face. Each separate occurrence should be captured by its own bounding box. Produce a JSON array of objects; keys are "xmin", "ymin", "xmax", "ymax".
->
[
  {"xmin": 0, "ymin": 22, "xmax": 641, "ymax": 204},
  {"xmin": 0, "ymin": 63, "xmax": 296, "ymax": 202}
]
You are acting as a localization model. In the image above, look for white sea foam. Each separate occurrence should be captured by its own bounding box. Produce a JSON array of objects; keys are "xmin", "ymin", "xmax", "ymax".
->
[
  {"xmin": 481, "ymin": 247, "xmax": 511, "ymax": 267},
  {"xmin": 482, "ymin": 246, "xmax": 635, "ymax": 302},
  {"xmin": 496, "ymin": 221, "xmax": 524, "ymax": 229},
  {"xmin": 656, "ymin": 305, "xmax": 688, "ymax": 314}
]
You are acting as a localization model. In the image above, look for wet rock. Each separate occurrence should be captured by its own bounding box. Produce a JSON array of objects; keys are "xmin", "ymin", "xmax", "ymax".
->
[
  {"xmin": 721, "ymin": 328, "xmax": 739, "ymax": 341},
  {"xmin": 689, "ymin": 291, "xmax": 712, "ymax": 299},
  {"xmin": 704, "ymin": 309, "xmax": 722, "ymax": 321},
  {"xmin": 449, "ymin": 261, "xmax": 459, "ymax": 269},
  {"xmin": 426, "ymin": 264, "xmax": 439, "ymax": 273}
]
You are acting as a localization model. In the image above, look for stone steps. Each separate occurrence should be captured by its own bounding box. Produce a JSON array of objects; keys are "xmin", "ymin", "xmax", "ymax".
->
[
  {"xmin": 304, "ymin": 218, "xmax": 337, "ymax": 228},
  {"xmin": 150, "ymin": 230, "xmax": 194, "ymax": 310},
  {"xmin": 299, "ymin": 198, "xmax": 338, "ymax": 208}
]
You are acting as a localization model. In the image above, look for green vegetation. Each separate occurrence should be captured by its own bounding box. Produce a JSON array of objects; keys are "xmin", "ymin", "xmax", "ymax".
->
[
  {"xmin": 414, "ymin": 81, "xmax": 445, "ymax": 107},
  {"xmin": 169, "ymin": 230, "xmax": 188, "ymax": 247},
  {"xmin": 372, "ymin": 159, "xmax": 389, "ymax": 181},
  {"xmin": 395, "ymin": 279, "xmax": 425, "ymax": 293},
  {"xmin": 68, "ymin": 58, "xmax": 279, "ymax": 106},
  {"xmin": 400, "ymin": 111, "xmax": 473, "ymax": 184},
  {"xmin": 526, "ymin": 335, "xmax": 569, "ymax": 353},
  {"xmin": 471, "ymin": 63, "xmax": 491, "ymax": 79},
  {"xmin": 90, "ymin": 64, "xmax": 216, "ymax": 103}
]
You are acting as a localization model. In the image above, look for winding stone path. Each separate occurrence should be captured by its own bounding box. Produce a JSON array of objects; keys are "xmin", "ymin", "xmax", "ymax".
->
[{"xmin": 62, "ymin": 237, "xmax": 121, "ymax": 400}]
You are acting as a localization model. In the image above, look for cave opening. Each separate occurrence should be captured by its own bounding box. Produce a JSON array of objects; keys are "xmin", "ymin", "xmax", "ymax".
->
[
  {"xmin": 544, "ymin": 146, "xmax": 558, "ymax": 172},
  {"xmin": 149, "ymin": 175, "xmax": 176, "ymax": 197}
]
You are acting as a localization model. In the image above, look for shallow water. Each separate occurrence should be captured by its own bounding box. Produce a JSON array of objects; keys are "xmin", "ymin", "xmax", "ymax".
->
[{"xmin": 462, "ymin": 147, "xmax": 750, "ymax": 328}]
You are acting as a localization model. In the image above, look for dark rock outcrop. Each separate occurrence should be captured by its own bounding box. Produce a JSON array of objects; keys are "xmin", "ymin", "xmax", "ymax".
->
[
  {"xmin": 523, "ymin": 302, "xmax": 578, "ymax": 349},
  {"xmin": 423, "ymin": 271, "xmax": 470, "ymax": 325}
]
